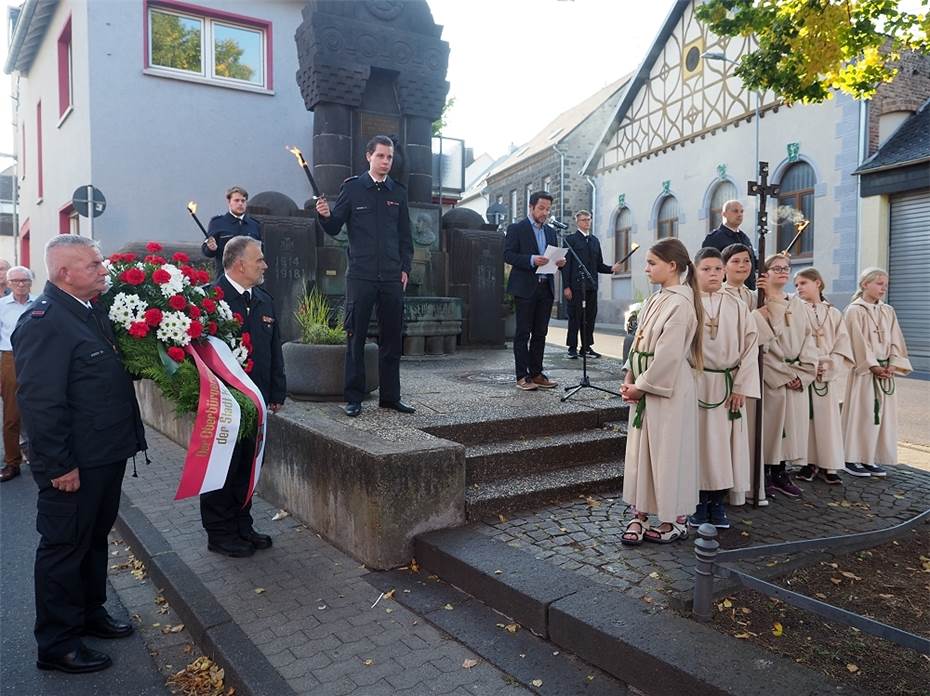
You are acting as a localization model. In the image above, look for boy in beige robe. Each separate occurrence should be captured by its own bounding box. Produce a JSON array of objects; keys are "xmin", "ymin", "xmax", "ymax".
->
[
  {"xmin": 841, "ymin": 268, "xmax": 912, "ymax": 477},
  {"xmin": 689, "ymin": 248, "xmax": 759, "ymax": 530},
  {"xmin": 754, "ymin": 254, "xmax": 818, "ymax": 499},
  {"xmin": 620, "ymin": 239, "xmax": 702, "ymax": 546},
  {"xmin": 794, "ymin": 269, "xmax": 853, "ymax": 484}
]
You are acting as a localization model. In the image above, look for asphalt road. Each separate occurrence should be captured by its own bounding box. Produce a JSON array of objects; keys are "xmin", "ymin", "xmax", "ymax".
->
[{"xmin": 0, "ymin": 463, "xmax": 169, "ymax": 696}]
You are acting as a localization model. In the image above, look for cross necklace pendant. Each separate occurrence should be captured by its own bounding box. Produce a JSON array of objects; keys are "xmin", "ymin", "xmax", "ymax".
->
[
  {"xmin": 705, "ymin": 292, "xmax": 721, "ymax": 340},
  {"xmin": 810, "ymin": 304, "xmax": 826, "ymax": 348}
]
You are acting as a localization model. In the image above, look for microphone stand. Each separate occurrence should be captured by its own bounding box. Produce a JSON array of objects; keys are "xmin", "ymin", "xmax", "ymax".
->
[{"xmin": 559, "ymin": 230, "xmax": 622, "ymax": 402}]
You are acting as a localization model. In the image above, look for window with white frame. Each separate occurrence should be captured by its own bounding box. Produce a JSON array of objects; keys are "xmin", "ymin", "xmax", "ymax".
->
[
  {"xmin": 510, "ymin": 190, "xmax": 518, "ymax": 222},
  {"xmin": 146, "ymin": 4, "xmax": 268, "ymax": 89}
]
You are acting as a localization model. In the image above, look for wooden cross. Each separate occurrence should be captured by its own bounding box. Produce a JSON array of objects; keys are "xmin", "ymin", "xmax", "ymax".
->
[
  {"xmin": 873, "ymin": 325, "xmax": 885, "ymax": 344},
  {"xmin": 814, "ymin": 326, "xmax": 825, "ymax": 348},
  {"xmin": 784, "ymin": 304, "xmax": 791, "ymax": 327},
  {"xmin": 706, "ymin": 316, "xmax": 719, "ymax": 340}
]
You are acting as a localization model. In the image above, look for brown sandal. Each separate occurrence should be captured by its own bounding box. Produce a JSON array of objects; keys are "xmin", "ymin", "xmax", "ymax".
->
[
  {"xmin": 644, "ymin": 521, "xmax": 688, "ymax": 544},
  {"xmin": 621, "ymin": 519, "xmax": 649, "ymax": 546}
]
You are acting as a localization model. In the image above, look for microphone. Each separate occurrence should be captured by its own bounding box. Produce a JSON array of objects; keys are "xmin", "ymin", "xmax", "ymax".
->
[{"xmin": 547, "ymin": 216, "xmax": 569, "ymax": 230}]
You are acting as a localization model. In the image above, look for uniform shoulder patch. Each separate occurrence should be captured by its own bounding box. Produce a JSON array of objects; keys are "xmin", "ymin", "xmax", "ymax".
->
[{"xmin": 30, "ymin": 299, "xmax": 51, "ymax": 318}]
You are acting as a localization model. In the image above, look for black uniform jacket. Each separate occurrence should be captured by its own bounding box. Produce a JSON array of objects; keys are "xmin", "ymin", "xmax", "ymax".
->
[
  {"xmin": 503, "ymin": 218, "xmax": 558, "ymax": 299},
  {"xmin": 11, "ymin": 282, "xmax": 147, "ymax": 481},
  {"xmin": 213, "ymin": 275, "xmax": 286, "ymax": 405},
  {"xmin": 318, "ymin": 173, "xmax": 413, "ymax": 282},
  {"xmin": 561, "ymin": 231, "xmax": 613, "ymax": 291},
  {"xmin": 701, "ymin": 223, "xmax": 757, "ymax": 290},
  {"xmin": 202, "ymin": 213, "xmax": 263, "ymax": 269}
]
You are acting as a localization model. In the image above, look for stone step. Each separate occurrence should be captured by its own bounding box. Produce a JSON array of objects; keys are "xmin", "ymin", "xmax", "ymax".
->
[
  {"xmin": 465, "ymin": 460, "xmax": 624, "ymax": 519},
  {"xmin": 424, "ymin": 405, "xmax": 628, "ymax": 446},
  {"xmin": 465, "ymin": 425, "xmax": 627, "ymax": 485}
]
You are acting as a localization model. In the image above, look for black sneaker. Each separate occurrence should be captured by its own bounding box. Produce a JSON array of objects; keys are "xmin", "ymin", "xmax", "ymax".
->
[
  {"xmin": 818, "ymin": 470, "xmax": 842, "ymax": 485},
  {"xmin": 862, "ymin": 464, "xmax": 887, "ymax": 477},
  {"xmin": 583, "ymin": 349, "xmax": 602, "ymax": 359},
  {"xmin": 567, "ymin": 348, "xmax": 578, "ymax": 359},
  {"xmin": 795, "ymin": 465, "xmax": 816, "ymax": 482},
  {"xmin": 770, "ymin": 473, "xmax": 803, "ymax": 498},
  {"xmin": 687, "ymin": 502, "xmax": 709, "ymax": 527},
  {"xmin": 844, "ymin": 462, "xmax": 871, "ymax": 477},
  {"xmin": 709, "ymin": 502, "xmax": 731, "ymax": 529}
]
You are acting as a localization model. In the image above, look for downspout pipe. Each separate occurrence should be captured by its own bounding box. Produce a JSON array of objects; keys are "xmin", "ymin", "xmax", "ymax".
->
[
  {"xmin": 585, "ymin": 174, "xmax": 597, "ymax": 237},
  {"xmin": 552, "ymin": 144, "xmax": 566, "ymax": 221}
]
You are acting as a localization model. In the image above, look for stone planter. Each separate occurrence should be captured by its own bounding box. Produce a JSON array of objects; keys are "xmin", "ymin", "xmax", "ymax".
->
[{"xmin": 282, "ymin": 341, "xmax": 379, "ymax": 401}]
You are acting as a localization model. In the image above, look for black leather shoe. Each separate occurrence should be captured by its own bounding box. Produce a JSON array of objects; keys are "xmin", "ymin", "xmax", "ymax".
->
[
  {"xmin": 240, "ymin": 529, "xmax": 273, "ymax": 550},
  {"xmin": 208, "ymin": 538, "xmax": 255, "ymax": 558},
  {"xmin": 344, "ymin": 402, "xmax": 362, "ymax": 417},
  {"xmin": 37, "ymin": 646, "xmax": 112, "ymax": 674},
  {"xmin": 83, "ymin": 613, "xmax": 134, "ymax": 639},
  {"xmin": 379, "ymin": 400, "xmax": 416, "ymax": 414}
]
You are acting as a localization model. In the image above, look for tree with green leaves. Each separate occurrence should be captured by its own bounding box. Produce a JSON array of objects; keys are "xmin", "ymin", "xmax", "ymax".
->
[
  {"xmin": 696, "ymin": 0, "xmax": 929, "ymax": 103},
  {"xmin": 432, "ymin": 96, "xmax": 456, "ymax": 135},
  {"xmin": 151, "ymin": 12, "xmax": 202, "ymax": 73},
  {"xmin": 215, "ymin": 39, "xmax": 255, "ymax": 82}
]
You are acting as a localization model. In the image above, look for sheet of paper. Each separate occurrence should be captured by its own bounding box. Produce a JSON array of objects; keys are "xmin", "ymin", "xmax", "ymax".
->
[{"xmin": 535, "ymin": 245, "xmax": 568, "ymax": 274}]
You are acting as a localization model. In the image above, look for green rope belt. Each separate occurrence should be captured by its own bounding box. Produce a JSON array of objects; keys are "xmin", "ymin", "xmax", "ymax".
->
[
  {"xmin": 808, "ymin": 381, "xmax": 829, "ymax": 420},
  {"xmin": 872, "ymin": 358, "xmax": 895, "ymax": 425},
  {"xmin": 698, "ymin": 366, "xmax": 741, "ymax": 421},
  {"xmin": 629, "ymin": 350, "xmax": 654, "ymax": 429}
]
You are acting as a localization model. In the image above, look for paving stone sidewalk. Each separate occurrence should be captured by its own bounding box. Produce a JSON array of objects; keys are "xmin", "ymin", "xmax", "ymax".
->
[
  {"xmin": 123, "ymin": 430, "xmax": 531, "ymax": 696},
  {"xmin": 474, "ymin": 466, "xmax": 930, "ymax": 609}
]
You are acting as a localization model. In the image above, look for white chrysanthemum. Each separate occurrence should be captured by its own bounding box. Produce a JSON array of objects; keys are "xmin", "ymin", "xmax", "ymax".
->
[
  {"xmin": 231, "ymin": 342, "xmax": 249, "ymax": 365},
  {"xmin": 191, "ymin": 286, "xmax": 206, "ymax": 296},
  {"xmin": 155, "ymin": 263, "xmax": 186, "ymax": 298},
  {"xmin": 217, "ymin": 300, "xmax": 233, "ymax": 321},
  {"xmin": 107, "ymin": 292, "xmax": 148, "ymax": 330},
  {"xmin": 156, "ymin": 310, "xmax": 192, "ymax": 346}
]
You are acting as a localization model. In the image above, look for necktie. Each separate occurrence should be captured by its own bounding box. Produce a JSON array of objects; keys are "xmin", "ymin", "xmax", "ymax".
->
[{"xmin": 244, "ymin": 290, "xmax": 252, "ymax": 314}]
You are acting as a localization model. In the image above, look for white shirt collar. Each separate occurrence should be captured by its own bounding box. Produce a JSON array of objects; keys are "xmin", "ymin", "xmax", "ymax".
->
[
  {"xmin": 0, "ymin": 293, "xmax": 35, "ymax": 305},
  {"xmin": 224, "ymin": 274, "xmax": 249, "ymax": 296}
]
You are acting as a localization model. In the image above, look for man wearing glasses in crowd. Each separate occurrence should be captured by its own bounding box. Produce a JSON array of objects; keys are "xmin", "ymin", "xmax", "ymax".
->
[{"xmin": 0, "ymin": 266, "xmax": 36, "ymax": 481}]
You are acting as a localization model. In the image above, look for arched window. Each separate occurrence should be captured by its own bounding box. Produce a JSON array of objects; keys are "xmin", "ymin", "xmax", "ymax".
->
[
  {"xmin": 777, "ymin": 162, "xmax": 815, "ymax": 257},
  {"xmin": 657, "ymin": 196, "xmax": 678, "ymax": 239},
  {"xmin": 709, "ymin": 180, "xmax": 738, "ymax": 232},
  {"xmin": 614, "ymin": 207, "xmax": 632, "ymax": 274}
]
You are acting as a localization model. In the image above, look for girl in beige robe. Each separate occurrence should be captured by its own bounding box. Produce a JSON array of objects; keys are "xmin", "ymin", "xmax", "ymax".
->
[
  {"xmin": 722, "ymin": 243, "xmax": 769, "ymax": 506},
  {"xmin": 753, "ymin": 254, "xmax": 818, "ymax": 499},
  {"xmin": 841, "ymin": 268, "xmax": 912, "ymax": 476},
  {"xmin": 794, "ymin": 269, "xmax": 853, "ymax": 483},
  {"xmin": 620, "ymin": 238, "xmax": 702, "ymax": 546},
  {"xmin": 690, "ymin": 248, "xmax": 759, "ymax": 530}
]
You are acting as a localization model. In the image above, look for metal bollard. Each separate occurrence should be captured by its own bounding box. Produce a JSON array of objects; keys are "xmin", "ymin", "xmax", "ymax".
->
[{"xmin": 692, "ymin": 522, "xmax": 719, "ymax": 622}]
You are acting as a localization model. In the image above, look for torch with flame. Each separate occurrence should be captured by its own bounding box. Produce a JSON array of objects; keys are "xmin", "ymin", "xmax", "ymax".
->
[
  {"xmin": 617, "ymin": 242, "xmax": 640, "ymax": 267},
  {"xmin": 187, "ymin": 201, "xmax": 208, "ymax": 238},
  {"xmin": 287, "ymin": 146, "xmax": 323, "ymax": 200}
]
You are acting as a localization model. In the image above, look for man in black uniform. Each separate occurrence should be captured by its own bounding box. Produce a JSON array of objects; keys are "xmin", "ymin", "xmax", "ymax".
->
[
  {"xmin": 701, "ymin": 199, "xmax": 757, "ymax": 290},
  {"xmin": 315, "ymin": 135, "xmax": 415, "ymax": 418},
  {"xmin": 561, "ymin": 210, "xmax": 623, "ymax": 359},
  {"xmin": 202, "ymin": 186, "xmax": 262, "ymax": 278},
  {"xmin": 12, "ymin": 235, "xmax": 147, "ymax": 674},
  {"xmin": 201, "ymin": 236, "xmax": 285, "ymax": 557}
]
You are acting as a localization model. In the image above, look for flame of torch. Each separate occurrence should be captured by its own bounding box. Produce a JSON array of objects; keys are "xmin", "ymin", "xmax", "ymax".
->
[
  {"xmin": 617, "ymin": 242, "xmax": 640, "ymax": 266},
  {"xmin": 286, "ymin": 145, "xmax": 322, "ymax": 199},
  {"xmin": 187, "ymin": 201, "xmax": 197, "ymax": 215},
  {"xmin": 186, "ymin": 200, "xmax": 208, "ymax": 238}
]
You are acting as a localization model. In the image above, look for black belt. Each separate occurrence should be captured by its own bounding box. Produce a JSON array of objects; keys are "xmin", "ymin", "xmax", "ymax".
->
[{"xmin": 537, "ymin": 276, "xmax": 551, "ymax": 284}]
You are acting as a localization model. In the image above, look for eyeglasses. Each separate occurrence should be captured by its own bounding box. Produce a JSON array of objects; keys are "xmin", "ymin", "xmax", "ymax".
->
[
  {"xmin": 9, "ymin": 279, "xmax": 32, "ymax": 284},
  {"xmin": 768, "ymin": 266, "xmax": 791, "ymax": 273}
]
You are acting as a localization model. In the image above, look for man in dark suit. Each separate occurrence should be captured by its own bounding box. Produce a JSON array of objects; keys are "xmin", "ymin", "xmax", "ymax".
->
[
  {"xmin": 503, "ymin": 191, "xmax": 566, "ymax": 391},
  {"xmin": 701, "ymin": 199, "xmax": 757, "ymax": 290},
  {"xmin": 13, "ymin": 235, "xmax": 147, "ymax": 674},
  {"xmin": 561, "ymin": 210, "xmax": 623, "ymax": 359},
  {"xmin": 200, "ymin": 236, "xmax": 286, "ymax": 558},
  {"xmin": 202, "ymin": 186, "xmax": 262, "ymax": 277}
]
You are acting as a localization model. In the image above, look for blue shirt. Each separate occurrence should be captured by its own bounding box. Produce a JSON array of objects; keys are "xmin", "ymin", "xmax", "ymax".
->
[{"xmin": 528, "ymin": 216, "xmax": 552, "ymax": 275}]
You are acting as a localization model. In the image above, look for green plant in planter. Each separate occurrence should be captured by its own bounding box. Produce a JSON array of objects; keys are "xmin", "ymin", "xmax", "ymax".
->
[{"xmin": 295, "ymin": 289, "xmax": 346, "ymax": 345}]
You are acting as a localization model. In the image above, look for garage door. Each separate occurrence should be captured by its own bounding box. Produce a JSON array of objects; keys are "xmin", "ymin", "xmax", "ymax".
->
[{"xmin": 888, "ymin": 189, "xmax": 930, "ymax": 373}]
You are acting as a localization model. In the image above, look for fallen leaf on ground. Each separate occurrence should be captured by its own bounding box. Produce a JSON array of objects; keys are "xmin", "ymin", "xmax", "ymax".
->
[
  {"xmin": 847, "ymin": 663, "xmax": 859, "ymax": 673},
  {"xmin": 504, "ymin": 623, "xmax": 520, "ymax": 633},
  {"xmin": 531, "ymin": 679, "xmax": 543, "ymax": 687},
  {"xmin": 384, "ymin": 589, "xmax": 396, "ymax": 600},
  {"xmin": 408, "ymin": 559, "xmax": 420, "ymax": 573},
  {"xmin": 648, "ymin": 572, "xmax": 660, "ymax": 579},
  {"xmin": 499, "ymin": 514, "xmax": 508, "ymax": 523},
  {"xmin": 494, "ymin": 569, "xmax": 503, "ymax": 575},
  {"xmin": 734, "ymin": 633, "xmax": 752, "ymax": 639},
  {"xmin": 722, "ymin": 599, "xmax": 733, "ymax": 608},
  {"xmin": 363, "ymin": 658, "xmax": 373, "ymax": 666},
  {"xmin": 585, "ymin": 496, "xmax": 601, "ymax": 509},
  {"xmin": 162, "ymin": 624, "xmax": 185, "ymax": 634},
  {"xmin": 830, "ymin": 577, "xmax": 843, "ymax": 585},
  {"xmin": 772, "ymin": 622, "xmax": 784, "ymax": 637},
  {"xmin": 271, "ymin": 509, "xmax": 290, "ymax": 521},
  {"xmin": 254, "ymin": 587, "xmax": 266, "ymax": 594},
  {"xmin": 840, "ymin": 571, "xmax": 862, "ymax": 580},
  {"xmin": 443, "ymin": 603, "xmax": 454, "ymax": 611},
  {"xmin": 462, "ymin": 659, "xmax": 478, "ymax": 669}
]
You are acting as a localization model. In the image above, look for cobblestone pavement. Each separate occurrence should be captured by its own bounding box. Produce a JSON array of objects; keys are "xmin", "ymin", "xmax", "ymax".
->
[
  {"xmin": 474, "ymin": 465, "xmax": 930, "ymax": 609},
  {"xmin": 124, "ymin": 430, "xmax": 530, "ymax": 696}
]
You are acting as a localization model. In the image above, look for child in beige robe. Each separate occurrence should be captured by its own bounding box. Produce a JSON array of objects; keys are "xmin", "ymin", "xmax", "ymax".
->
[
  {"xmin": 753, "ymin": 254, "xmax": 818, "ymax": 499},
  {"xmin": 690, "ymin": 248, "xmax": 759, "ymax": 530},
  {"xmin": 620, "ymin": 239, "xmax": 702, "ymax": 546},
  {"xmin": 722, "ymin": 243, "xmax": 769, "ymax": 506},
  {"xmin": 794, "ymin": 269, "xmax": 853, "ymax": 484},
  {"xmin": 841, "ymin": 268, "xmax": 912, "ymax": 477}
]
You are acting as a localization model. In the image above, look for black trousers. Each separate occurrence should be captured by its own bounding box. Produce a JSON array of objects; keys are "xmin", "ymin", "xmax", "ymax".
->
[
  {"xmin": 513, "ymin": 280, "xmax": 554, "ymax": 380},
  {"xmin": 200, "ymin": 438, "xmax": 255, "ymax": 540},
  {"xmin": 33, "ymin": 461, "xmax": 126, "ymax": 658},
  {"xmin": 566, "ymin": 287, "xmax": 598, "ymax": 351},
  {"xmin": 344, "ymin": 278, "xmax": 404, "ymax": 403}
]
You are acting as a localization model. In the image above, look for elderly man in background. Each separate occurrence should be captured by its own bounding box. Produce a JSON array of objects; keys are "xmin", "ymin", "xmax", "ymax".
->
[
  {"xmin": 0, "ymin": 265, "xmax": 36, "ymax": 481},
  {"xmin": 0, "ymin": 258, "xmax": 10, "ymax": 296}
]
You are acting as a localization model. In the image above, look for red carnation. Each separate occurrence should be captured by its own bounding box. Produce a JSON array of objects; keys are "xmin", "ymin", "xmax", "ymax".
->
[
  {"xmin": 146, "ymin": 242, "xmax": 163, "ymax": 253},
  {"xmin": 187, "ymin": 305, "xmax": 201, "ymax": 319},
  {"xmin": 243, "ymin": 359, "xmax": 254, "ymax": 374},
  {"xmin": 144, "ymin": 254, "xmax": 167, "ymax": 265},
  {"xmin": 196, "ymin": 270, "xmax": 211, "ymax": 285},
  {"xmin": 152, "ymin": 268, "xmax": 171, "ymax": 284},
  {"xmin": 213, "ymin": 286, "xmax": 224, "ymax": 300},
  {"xmin": 201, "ymin": 298, "xmax": 216, "ymax": 313},
  {"xmin": 168, "ymin": 294, "xmax": 187, "ymax": 311},
  {"xmin": 128, "ymin": 321, "xmax": 149, "ymax": 338},
  {"xmin": 232, "ymin": 312, "xmax": 244, "ymax": 325},
  {"xmin": 166, "ymin": 346, "xmax": 185, "ymax": 362},
  {"xmin": 180, "ymin": 265, "xmax": 195, "ymax": 279},
  {"xmin": 109, "ymin": 253, "xmax": 124, "ymax": 264},
  {"xmin": 144, "ymin": 308, "xmax": 163, "ymax": 326},
  {"xmin": 241, "ymin": 331, "xmax": 252, "ymax": 350},
  {"xmin": 173, "ymin": 251, "xmax": 190, "ymax": 263},
  {"xmin": 207, "ymin": 321, "xmax": 218, "ymax": 336},
  {"xmin": 187, "ymin": 321, "xmax": 203, "ymax": 339},
  {"xmin": 120, "ymin": 267, "xmax": 146, "ymax": 285},
  {"xmin": 123, "ymin": 252, "xmax": 138, "ymax": 262}
]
